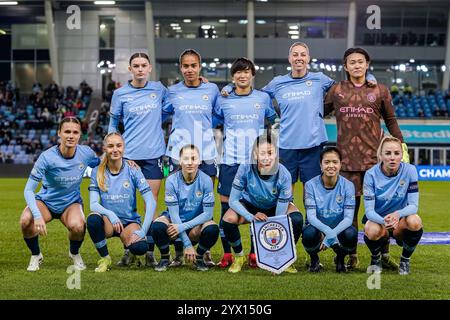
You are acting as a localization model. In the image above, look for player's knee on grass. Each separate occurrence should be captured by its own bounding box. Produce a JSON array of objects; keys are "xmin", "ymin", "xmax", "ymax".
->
[
  {"xmin": 302, "ymin": 225, "xmax": 321, "ymax": 252},
  {"xmin": 67, "ymin": 221, "xmax": 86, "ymax": 235},
  {"xmin": 364, "ymin": 222, "xmax": 384, "ymax": 240},
  {"xmin": 19, "ymin": 209, "xmax": 33, "ymax": 230},
  {"xmin": 223, "ymin": 209, "xmax": 239, "ymax": 224},
  {"xmin": 338, "ymin": 226, "xmax": 358, "ymax": 252},
  {"xmin": 406, "ymin": 215, "xmax": 423, "ymax": 231},
  {"xmin": 128, "ymin": 240, "xmax": 148, "ymax": 256}
]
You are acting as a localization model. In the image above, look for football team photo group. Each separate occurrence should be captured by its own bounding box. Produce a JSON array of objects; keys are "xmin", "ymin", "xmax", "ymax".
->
[
  {"xmin": 20, "ymin": 43, "xmax": 424, "ymax": 277},
  {"xmin": 2, "ymin": 0, "xmax": 449, "ymax": 302}
]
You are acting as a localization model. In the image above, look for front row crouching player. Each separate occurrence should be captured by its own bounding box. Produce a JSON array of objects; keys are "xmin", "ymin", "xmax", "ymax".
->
[
  {"xmin": 151, "ymin": 144, "xmax": 219, "ymax": 271},
  {"xmin": 222, "ymin": 134, "xmax": 303, "ymax": 273},
  {"xmin": 363, "ymin": 136, "xmax": 422, "ymax": 275},
  {"xmin": 21, "ymin": 117, "xmax": 100, "ymax": 271},
  {"xmin": 86, "ymin": 132, "xmax": 156, "ymax": 272},
  {"xmin": 302, "ymin": 147, "xmax": 358, "ymax": 273}
]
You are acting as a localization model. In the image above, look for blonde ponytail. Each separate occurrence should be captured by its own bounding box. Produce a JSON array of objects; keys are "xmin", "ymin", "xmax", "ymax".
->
[
  {"xmin": 97, "ymin": 132, "xmax": 124, "ymax": 192},
  {"xmin": 97, "ymin": 153, "xmax": 108, "ymax": 192}
]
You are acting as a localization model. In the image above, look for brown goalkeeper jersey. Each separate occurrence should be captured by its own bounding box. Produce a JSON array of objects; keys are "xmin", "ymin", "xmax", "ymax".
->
[{"xmin": 324, "ymin": 80, "xmax": 403, "ymax": 172}]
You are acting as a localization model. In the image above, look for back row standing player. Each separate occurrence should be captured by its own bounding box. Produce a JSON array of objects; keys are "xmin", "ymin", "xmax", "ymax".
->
[
  {"xmin": 108, "ymin": 52, "xmax": 168, "ymax": 267},
  {"xmin": 214, "ymin": 58, "xmax": 278, "ymax": 268},
  {"xmin": 261, "ymin": 42, "xmax": 335, "ymax": 195},
  {"xmin": 324, "ymin": 47, "xmax": 406, "ymax": 270},
  {"xmin": 222, "ymin": 42, "xmax": 375, "ymax": 196},
  {"xmin": 162, "ymin": 49, "xmax": 219, "ymax": 267}
]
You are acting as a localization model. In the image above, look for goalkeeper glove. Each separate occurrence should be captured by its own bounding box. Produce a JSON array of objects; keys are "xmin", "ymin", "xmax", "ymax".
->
[{"xmin": 401, "ymin": 143, "xmax": 410, "ymax": 163}]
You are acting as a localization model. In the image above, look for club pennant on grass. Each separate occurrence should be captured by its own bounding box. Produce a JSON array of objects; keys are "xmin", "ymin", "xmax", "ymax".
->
[{"xmin": 251, "ymin": 215, "xmax": 297, "ymax": 274}]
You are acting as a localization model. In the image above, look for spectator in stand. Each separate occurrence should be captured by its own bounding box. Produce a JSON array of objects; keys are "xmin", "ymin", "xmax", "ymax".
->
[
  {"xmin": 106, "ymin": 80, "xmax": 116, "ymax": 102},
  {"xmin": 73, "ymin": 99, "xmax": 84, "ymax": 111},
  {"xmin": 390, "ymin": 84, "xmax": 399, "ymax": 97},
  {"xmin": 80, "ymin": 80, "xmax": 93, "ymax": 107},
  {"xmin": 404, "ymin": 83, "xmax": 413, "ymax": 97},
  {"xmin": 32, "ymin": 82, "xmax": 43, "ymax": 95},
  {"xmin": 5, "ymin": 153, "xmax": 14, "ymax": 164},
  {"xmin": 0, "ymin": 151, "xmax": 4, "ymax": 163}
]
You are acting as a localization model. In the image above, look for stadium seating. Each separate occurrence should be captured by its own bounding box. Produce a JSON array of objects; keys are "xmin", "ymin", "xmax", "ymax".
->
[
  {"xmin": 0, "ymin": 81, "xmax": 99, "ymax": 164},
  {"xmin": 393, "ymin": 90, "xmax": 450, "ymax": 118}
]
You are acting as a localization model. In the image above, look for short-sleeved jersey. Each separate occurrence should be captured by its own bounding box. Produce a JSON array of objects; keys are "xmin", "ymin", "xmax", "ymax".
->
[
  {"xmin": 88, "ymin": 162, "xmax": 151, "ymax": 224},
  {"xmin": 164, "ymin": 170, "xmax": 215, "ymax": 223},
  {"xmin": 324, "ymin": 81, "xmax": 403, "ymax": 171},
  {"xmin": 232, "ymin": 163, "xmax": 292, "ymax": 209},
  {"xmin": 110, "ymin": 80, "xmax": 168, "ymax": 160},
  {"xmin": 263, "ymin": 72, "xmax": 335, "ymax": 149},
  {"xmin": 363, "ymin": 162, "xmax": 419, "ymax": 218},
  {"xmin": 215, "ymin": 89, "xmax": 277, "ymax": 164},
  {"xmin": 30, "ymin": 145, "xmax": 99, "ymax": 214},
  {"xmin": 163, "ymin": 81, "xmax": 220, "ymax": 161},
  {"xmin": 305, "ymin": 175, "xmax": 356, "ymax": 228}
]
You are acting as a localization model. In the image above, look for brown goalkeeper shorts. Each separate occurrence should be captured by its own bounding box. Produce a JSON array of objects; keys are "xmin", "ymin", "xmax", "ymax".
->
[{"xmin": 340, "ymin": 171, "xmax": 366, "ymax": 197}]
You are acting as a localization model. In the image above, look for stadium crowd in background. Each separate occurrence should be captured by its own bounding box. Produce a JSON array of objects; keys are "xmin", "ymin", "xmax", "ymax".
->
[{"xmin": 0, "ymin": 79, "xmax": 98, "ymax": 164}]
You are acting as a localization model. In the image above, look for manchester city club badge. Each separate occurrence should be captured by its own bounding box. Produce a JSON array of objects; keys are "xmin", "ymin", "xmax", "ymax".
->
[
  {"xmin": 251, "ymin": 215, "xmax": 297, "ymax": 274},
  {"xmin": 367, "ymin": 93, "xmax": 376, "ymax": 102}
]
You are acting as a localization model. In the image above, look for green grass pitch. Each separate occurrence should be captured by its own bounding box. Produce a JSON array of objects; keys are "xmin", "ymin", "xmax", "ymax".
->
[{"xmin": 0, "ymin": 179, "xmax": 449, "ymax": 300}]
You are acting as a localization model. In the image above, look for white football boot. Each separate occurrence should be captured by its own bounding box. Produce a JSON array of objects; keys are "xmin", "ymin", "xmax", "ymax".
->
[
  {"xmin": 27, "ymin": 253, "xmax": 43, "ymax": 272},
  {"xmin": 69, "ymin": 252, "xmax": 87, "ymax": 270}
]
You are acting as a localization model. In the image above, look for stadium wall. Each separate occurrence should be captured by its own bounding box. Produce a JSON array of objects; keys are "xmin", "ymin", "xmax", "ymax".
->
[
  {"xmin": 0, "ymin": 164, "xmax": 33, "ymax": 178},
  {"xmin": 46, "ymin": 6, "xmax": 447, "ymax": 91}
]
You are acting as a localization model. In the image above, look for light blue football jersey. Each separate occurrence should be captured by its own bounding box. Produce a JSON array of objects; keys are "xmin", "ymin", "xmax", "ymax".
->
[
  {"xmin": 165, "ymin": 170, "xmax": 215, "ymax": 223},
  {"xmin": 110, "ymin": 80, "xmax": 168, "ymax": 160},
  {"xmin": 305, "ymin": 175, "xmax": 356, "ymax": 228},
  {"xmin": 262, "ymin": 72, "xmax": 335, "ymax": 149},
  {"xmin": 163, "ymin": 81, "xmax": 220, "ymax": 161},
  {"xmin": 364, "ymin": 162, "xmax": 419, "ymax": 220},
  {"xmin": 30, "ymin": 145, "xmax": 100, "ymax": 214},
  {"xmin": 232, "ymin": 163, "xmax": 292, "ymax": 209},
  {"xmin": 89, "ymin": 162, "xmax": 151, "ymax": 224},
  {"xmin": 214, "ymin": 89, "xmax": 277, "ymax": 164}
]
